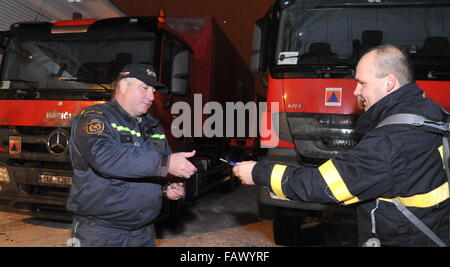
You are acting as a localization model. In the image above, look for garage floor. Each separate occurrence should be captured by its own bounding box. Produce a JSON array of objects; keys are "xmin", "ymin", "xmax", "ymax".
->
[
  {"xmin": 0, "ymin": 185, "xmax": 281, "ymax": 247},
  {"xmin": 0, "ymin": 185, "xmax": 356, "ymax": 247}
]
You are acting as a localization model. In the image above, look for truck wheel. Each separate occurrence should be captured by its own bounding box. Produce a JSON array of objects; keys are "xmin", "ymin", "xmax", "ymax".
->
[{"xmin": 272, "ymin": 214, "xmax": 304, "ymax": 246}]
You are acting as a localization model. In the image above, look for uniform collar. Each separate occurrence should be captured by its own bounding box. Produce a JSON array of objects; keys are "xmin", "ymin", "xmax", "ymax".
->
[
  {"xmin": 141, "ymin": 113, "xmax": 160, "ymax": 127},
  {"xmin": 111, "ymin": 99, "xmax": 137, "ymax": 123},
  {"xmin": 355, "ymin": 82, "xmax": 425, "ymax": 135}
]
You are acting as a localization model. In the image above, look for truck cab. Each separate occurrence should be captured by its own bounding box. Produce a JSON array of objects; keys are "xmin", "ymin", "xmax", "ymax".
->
[{"xmin": 252, "ymin": 0, "xmax": 450, "ymax": 245}]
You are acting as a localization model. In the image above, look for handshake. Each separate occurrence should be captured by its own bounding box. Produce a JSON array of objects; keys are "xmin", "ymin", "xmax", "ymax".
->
[
  {"xmin": 164, "ymin": 151, "xmax": 258, "ymax": 199},
  {"xmin": 167, "ymin": 150, "xmax": 257, "ymax": 185}
]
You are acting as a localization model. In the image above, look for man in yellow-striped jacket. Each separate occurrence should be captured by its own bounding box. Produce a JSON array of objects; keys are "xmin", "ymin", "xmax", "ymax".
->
[{"xmin": 233, "ymin": 45, "xmax": 449, "ymax": 246}]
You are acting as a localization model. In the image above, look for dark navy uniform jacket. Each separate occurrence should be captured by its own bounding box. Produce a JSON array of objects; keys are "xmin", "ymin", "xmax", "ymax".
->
[
  {"xmin": 67, "ymin": 100, "xmax": 171, "ymax": 230},
  {"xmin": 253, "ymin": 83, "xmax": 449, "ymax": 246}
]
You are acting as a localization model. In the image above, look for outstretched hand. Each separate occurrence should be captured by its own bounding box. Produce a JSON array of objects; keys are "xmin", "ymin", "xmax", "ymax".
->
[
  {"xmin": 232, "ymin": 161, "xmax": 257, "ymax": 185},
  {"xmin": 168, "ymin": 150, "xmax": 197, "ymax": 178}
]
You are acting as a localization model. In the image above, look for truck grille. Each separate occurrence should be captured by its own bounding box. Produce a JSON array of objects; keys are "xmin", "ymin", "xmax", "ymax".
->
[
  {"xmin": 6, "ymin": 126, "xmax": 72, "ymax": 170},
  {"xmin": 287, "ymin": 113, "xmax": 362, "ymax": 160}
]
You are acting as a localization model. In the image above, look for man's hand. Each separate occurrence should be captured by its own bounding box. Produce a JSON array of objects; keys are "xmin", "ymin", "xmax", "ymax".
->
[
  {"xmin": 168, "ymin": 150, "xmax": 197, "ymax": 178},
  {"xmin": 164, "ymin": 182, "xmax": 185, "ymax": 200},
  {"xmin": 232, "ymin": 161, "xmax": 257, "ymax": 185}
]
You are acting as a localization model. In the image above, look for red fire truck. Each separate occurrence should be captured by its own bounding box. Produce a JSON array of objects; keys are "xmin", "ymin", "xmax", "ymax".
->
[
  {"xmin": 252, "ymin": 0, "xmax": 450, "ymax": 245},
  {"xmin": 0, "ymin": 16, "xmax": 256, "ymax": 221}
]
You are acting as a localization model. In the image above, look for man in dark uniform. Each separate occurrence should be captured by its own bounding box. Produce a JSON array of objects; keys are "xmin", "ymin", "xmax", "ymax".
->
[
  {"xmin": 67, "ymin": 64, "xmax": 197, "ymax": 247},
  {"xmin": 233, "ymin": 45, "xmax": 449, "ymax": 246}
]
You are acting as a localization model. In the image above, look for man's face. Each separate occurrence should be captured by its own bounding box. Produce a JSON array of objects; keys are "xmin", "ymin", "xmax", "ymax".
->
[
  {"xmin": 354, "ymin": 52, "xmax": 388, "ymax": 111},
  {"xmin": 120, "ymin": 78, "xmax": 156, "ymax": 117}
]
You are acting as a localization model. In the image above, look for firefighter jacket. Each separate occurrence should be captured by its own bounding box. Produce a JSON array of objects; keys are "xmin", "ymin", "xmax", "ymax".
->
[
  {"xmin": 67, "ymin": 100, "xmax": 171, "ymax": 230},
  {"xmin": 253, "ymin": 82, "xmax": 449, "ymax": 246}
]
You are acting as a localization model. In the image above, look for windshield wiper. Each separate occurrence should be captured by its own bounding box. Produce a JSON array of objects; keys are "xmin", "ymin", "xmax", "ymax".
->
[
  {"xmin": 315, "ymin": 66, "xmax": 355, "ymax": 75},
  {"xmin": 83, "ymin": 91, "xmax": 112, "ymax": 101},
  {"xmin": 427, "ymin": 70, "xmax": 450, "ymax": 79},
  {"xmin": 59, "ymin": 78, "xmax": 109, "ymax": 90},
  {"xmin": 4, "ymin": 79, "xmax": 39, "ymax": 91},
  {"xmin": 1, "ymin": 79, "xmax": 40, "ymax": 99}
]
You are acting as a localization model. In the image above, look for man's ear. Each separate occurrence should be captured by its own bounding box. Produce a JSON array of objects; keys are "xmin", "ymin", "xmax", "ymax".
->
[
  {"xmin": 117, "ymin": 79, "xmax": 128, "ymax": 94},
  {"xmin": 385, "ymin": 75, "xmax": 397, "ymax": 93}
]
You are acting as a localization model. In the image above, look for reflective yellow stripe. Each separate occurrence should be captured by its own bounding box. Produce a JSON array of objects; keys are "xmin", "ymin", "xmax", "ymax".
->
[
  {"xmin": 270, "ymin": 164, "xmax": 287, "ymax": 198},
  {"xmin": 150, "ymin": 134, "xmax": 166, "ymax": 139},
  {"xmin": 318, "ymin": 160, "xmax": 359, "ymax": 205},
  {"xmin": 111, "ymin": 123, "xmax": 142, "ymax": 137},
  {"xmin": 379, "ymin": 182, "xmax": 449, "ymax": 208},
  {"xmin": 343, "ymin": 196, "xmax": 360, "ymax": 205},
  {"xmin": 438, "ymin": 145, "xmax": 444, "ymax": 168}
]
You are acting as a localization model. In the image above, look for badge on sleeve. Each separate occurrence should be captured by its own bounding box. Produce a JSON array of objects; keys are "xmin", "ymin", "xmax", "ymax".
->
[{"xmin": 86, "ymin": 118, "xmax": 105, "ymax": 135}]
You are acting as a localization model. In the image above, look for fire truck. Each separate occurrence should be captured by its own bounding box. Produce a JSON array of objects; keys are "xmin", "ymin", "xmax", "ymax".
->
[
  {"xmin": 252, "ymin": 0, "xmax": 450, "ymax": 245},
  {"xmin": 0, "ymin": 15, "xmax": 256, "ymax": 221}
]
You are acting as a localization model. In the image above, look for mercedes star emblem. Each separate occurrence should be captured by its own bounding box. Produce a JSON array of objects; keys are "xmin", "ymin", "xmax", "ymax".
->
[{"xmin": 47, "ymin": 129, "xmax": 69, "ymax": 155}]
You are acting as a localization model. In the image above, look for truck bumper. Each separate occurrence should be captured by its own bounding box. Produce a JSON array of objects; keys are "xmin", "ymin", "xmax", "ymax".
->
[{"xmin": 0, "ymin": 164, "xmax": 72, "ymax": 221}]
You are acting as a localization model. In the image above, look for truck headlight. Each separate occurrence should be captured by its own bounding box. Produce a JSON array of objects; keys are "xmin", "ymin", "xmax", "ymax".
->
[{"xmin": 0, "ymin": 167, "xmax": 10, "ymax": 183}]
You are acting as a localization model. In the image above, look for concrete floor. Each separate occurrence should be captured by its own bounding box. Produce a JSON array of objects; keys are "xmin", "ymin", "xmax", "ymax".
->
[
  {"xmin": 0, "ymin": 185, "xmax": 281, "ymax": 247},
  {"xmin": 0, "ymin": 184, "xmax": 357, "ymax": 247}
]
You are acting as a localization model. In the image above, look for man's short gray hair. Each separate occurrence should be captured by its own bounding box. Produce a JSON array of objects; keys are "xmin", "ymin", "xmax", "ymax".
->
[
  {"xmin": 112, "ymin": 77, "xmax": 132, "ymax": 99},
  {"xmin": 365, "ymin": 44, "xmax": 415, "ymax": 87}
]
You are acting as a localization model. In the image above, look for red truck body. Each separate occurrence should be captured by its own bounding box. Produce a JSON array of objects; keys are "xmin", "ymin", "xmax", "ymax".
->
[{"xmin": 0, "ymin": 16, "xmax": 255, "ymax": 220}]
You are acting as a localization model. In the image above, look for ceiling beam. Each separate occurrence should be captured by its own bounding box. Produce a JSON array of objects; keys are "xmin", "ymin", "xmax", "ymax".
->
[{"xmin": 19, "ymin": 0, "xmax": 125, "ymax": 20}]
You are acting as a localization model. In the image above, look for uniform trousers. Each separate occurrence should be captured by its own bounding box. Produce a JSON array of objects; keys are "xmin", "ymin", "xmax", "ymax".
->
[{"xmin": 71, "ymin": 216, "xmax": 156, "ymax": 247}]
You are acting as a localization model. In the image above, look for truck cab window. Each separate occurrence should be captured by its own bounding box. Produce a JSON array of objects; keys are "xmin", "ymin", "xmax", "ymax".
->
[
  {"xmin": 1, "ymin": 33, "xmax": 155, "ymax": 93},
  {"xmin": 161, "ymin": 34, "xmax": 190, "ymax": 91}
]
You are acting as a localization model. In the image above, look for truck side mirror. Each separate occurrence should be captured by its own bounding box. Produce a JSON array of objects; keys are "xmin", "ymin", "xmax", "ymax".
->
[
  {"xmin": 0, "ymin": 31, "xmax": 8, "ymax": 50},
  {"xmin": 250, "ymin": 17, "xmax": 270, "ymax": 87},
  {"xmin": 250, "ymin": 19, "xmax": 263, "ymax": 73},
  {"xmin": 170, "ymin": 50, "xmax": 189, "ymax": 96}
]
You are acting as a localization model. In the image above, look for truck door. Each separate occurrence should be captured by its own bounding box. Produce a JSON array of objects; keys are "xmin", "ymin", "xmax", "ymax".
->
[{"xmin": 152, "ymin": 33, "xmax": 191, "ymax": 149}]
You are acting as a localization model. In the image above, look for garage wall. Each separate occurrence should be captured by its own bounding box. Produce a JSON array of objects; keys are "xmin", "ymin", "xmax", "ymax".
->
[
  {"xmin": 110, "ymin": 0, "xmax": 274, "ymax": 97},
  {"xmin": 0, "ymin": 0, "xmax": 125, "ymax": 31},
  {"xmin": 110, "ymin": 0, "xmax": 274, "ymax": 69},
  {"xmin": 0, "ymin": 0, "xmax": 51, "ymax": 31}
]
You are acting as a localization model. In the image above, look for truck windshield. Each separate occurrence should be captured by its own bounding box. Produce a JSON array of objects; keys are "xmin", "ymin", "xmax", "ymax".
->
[
  {"xmin": 1, "ymin": 33, "xmax": 155, "ymax": 91},
  {"xmin": 275, "ymin": 1, "xmax": 450, "ymax": 80}
]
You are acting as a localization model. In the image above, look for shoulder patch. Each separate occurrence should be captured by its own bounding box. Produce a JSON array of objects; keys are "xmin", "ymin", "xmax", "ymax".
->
[
  {"xmin": 86, "ymin": 118, "xmax": 105, "ymax": 135},
  {"xmin": 82, "ymin": 109, "xmax": 104, "ymax": 116}
]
